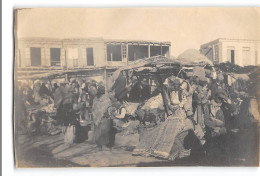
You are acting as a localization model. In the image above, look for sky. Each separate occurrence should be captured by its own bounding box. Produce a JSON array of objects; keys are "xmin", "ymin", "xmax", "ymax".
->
[{"xmin": 16, "ymin": 8, "xmax": 260, "ymax": 56}]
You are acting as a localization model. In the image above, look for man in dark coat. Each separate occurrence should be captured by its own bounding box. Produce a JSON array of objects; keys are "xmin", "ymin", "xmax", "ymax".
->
[
  {"xmin": 39, "ymin": 83, "xmax": 51, "ymax": 97},
  {"xmin": 128, "ymin": 79, "xmax": 142, "ymax": 102},
  {"xmin": 210, "ymin": 73, "xmax": 227, "ymax": 100},
  {"xmin": 140, "ymin": 78, "xmax": 151, "ymax": 101},
  {"xmin": 111, "ymin": 71, "xmax": 127, "ymax": 102},
  {"xmin": 53, "ymin": 83, "xmax": 59, "ymax": 92}
]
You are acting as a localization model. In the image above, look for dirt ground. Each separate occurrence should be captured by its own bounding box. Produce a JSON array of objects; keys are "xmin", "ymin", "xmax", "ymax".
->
[
  {"xmin": 15, "ymin": 132, "xmax": 163, "ymax": 167},
  {"xmin": 14, "ymin": 127, "xmax": 259, "ymax": 168}
]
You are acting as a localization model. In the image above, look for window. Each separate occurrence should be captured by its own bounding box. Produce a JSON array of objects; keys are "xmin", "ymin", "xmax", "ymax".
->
[
  {"xmin": 214, "ymin": 45, "xmax": 219, "ymax": 62},
  {"xmin": 122, "ymin": 45, "xmax": 127, "ymax": 59},
  {"xmin": 150, "ymin": 46, "xmax": 161, "ymax": 57},
  {"xmin": 162, "ymin": 46, "xmax": 169, "ymax": 57},
  {"xmin": 107, "ymin": 44, "xmax": 122, "ymax": 61},
  {"xmin": 128, "ymin": 45, "xmax": 148, "ymax": 61},
  {"xmin": 242, "ymin": 47, "xmax": 250, "ymax": 66},
  {"xmin": 227, "ymin": 47, "xmax": 235, "ymax": 64},
  {"xmin": 86, "ymin": 48, "xmax": 94, "ymax": 66},
  {"xmin": 30, "ymin": 47, "xmax": 41, "ymax": 66},
  {"xmin": 50, "ymin": 48, "xmax": 61, "ymax": 66}
]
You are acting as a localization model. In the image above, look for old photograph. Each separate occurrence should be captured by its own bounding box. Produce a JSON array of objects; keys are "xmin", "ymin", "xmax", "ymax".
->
[{"xmin": 14, "ymin": 8, "xmax": 260, "ymax": 167}]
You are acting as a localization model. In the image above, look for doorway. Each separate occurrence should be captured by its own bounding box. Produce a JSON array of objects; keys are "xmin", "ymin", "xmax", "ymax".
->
[
  {"xmin": 87, "ymin": 48, "xmax": 94, "ymax": 66},
  {"xmin": 231, "ymin": 50, "xmax": 235, "ymax": 64},
  {"xmin": 30, "ymin": 47, "xmax": 41, "ymax": 66}
]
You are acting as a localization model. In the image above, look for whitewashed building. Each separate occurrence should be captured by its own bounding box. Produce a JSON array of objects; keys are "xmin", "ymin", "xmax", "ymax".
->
[
  {"xmin": 17, "ymin": 37, "xmax": 171, "ymax": 69},
  {"xmin": 16, "ymin": 37, "xmax": 171, "ymax": 86},
  {"xmin": 200, "ymin": 38, "xmax": 260, "ymax": 66}
]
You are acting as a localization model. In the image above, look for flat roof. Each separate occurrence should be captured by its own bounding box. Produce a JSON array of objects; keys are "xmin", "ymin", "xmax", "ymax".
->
[
  {"xmin": 201, "ymin": 38, "xmax": 260, "ymax": 48},
  {"xmin": 18, "ymin": 37, "xmax": 171, "ymax": 45},
  {"xmin": 18, "ymin": 37, "xmax": 62, "ymax": 42},
  {"xmin": 105, "ymin": 39, "xmax": 171, "ymax": 46}
]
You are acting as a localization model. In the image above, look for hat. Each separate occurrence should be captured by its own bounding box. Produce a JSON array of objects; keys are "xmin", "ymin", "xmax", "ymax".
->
[
  {"xmin": 186, "ymin": 110, "xmax": 193, "ymax": 117},
  {"xmin": 167, "ymin": 76, "xmax": 176, "ymax": 85},
  {"xmin": 88, "ymin": 86, "xmax": 97, "ymax": 96},
  {"xmin": 212, "ymin": 71, "xmax": 217, "ymax": 79},
  {"xmin": 81, "ymin": 83, "xmax": 86, "ymax": 89},
  {"xmin": 132, "ymin": 76, "xmax": 138, "ymax": 82},
  {"xmin": 217, "ymin": 73, "xmax": 224, "ymax": 81},
  {"xmin": 199, "ymin": 75, "xmax": 207, "ymax": 82},
  {"xmin": 168, "ymin": 75, "xmax": 175, "ymax": 80},
  {"xmin": 215, "ymin": 89, "xmax": 228, "ymax": 101},
  {"xmin": 141, "ymin": 78, "xmax": 149, "ymax": 85},
  {"xmin": 205, "ymin": 69, "xmax": 211, "ymax": 77},
  {"xmin": 194, "ymin": 76, "xmax": 200, "ymax": 83},
  {"xmin": 193, "ymin": 66, "xmax": 205, "ymax": 78},
  {"xmin": 112, "ymin": 101, "xmax": 122, "ymax": 109},
  {"xmin": 172, "ymin": 79, "xmax": 181, "ymax": 85},
  {"xmin": 180, "ymin": 81, "xmax": 188, "ymax": 90}
]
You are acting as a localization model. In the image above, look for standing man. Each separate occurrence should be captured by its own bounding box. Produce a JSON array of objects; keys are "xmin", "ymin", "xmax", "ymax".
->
[
  {"xmin": 111, "ymin": 71, "xmax": 128, "ymax": 103},
  {"xmin": 193, "ymin": 76, "xmax": 211, "ymax": 132},
  {"xmin": 210, "ymin": 72, "xmax": 227, "ymax": 100}
]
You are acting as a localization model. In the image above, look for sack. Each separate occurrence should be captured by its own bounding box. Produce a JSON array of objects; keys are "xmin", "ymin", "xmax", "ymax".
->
[{"xmin": 64, "ymin": 125, "xmax": 75, "ymax": 144}]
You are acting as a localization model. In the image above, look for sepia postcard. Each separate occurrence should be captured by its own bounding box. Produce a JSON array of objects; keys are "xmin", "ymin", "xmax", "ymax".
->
[{"xmin": 14, "ymin": 8, "xmax": 260, "ymax": 167}]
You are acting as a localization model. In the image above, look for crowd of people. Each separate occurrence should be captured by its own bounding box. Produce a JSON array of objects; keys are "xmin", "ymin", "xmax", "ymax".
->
[
  {"xmin": 15, "ymin": 78, "xmax": 106, "ymax": 142},
  {"xmin": 110, "ymin": 66, "xmax": 239, "ymax": 138},
  {"xmin": 99, "ymin": 65, "xmax": 257, "ymax": 161},
  {"xmin": 14, "ymin": 64, "xmax": 259, "ymax": 162}
]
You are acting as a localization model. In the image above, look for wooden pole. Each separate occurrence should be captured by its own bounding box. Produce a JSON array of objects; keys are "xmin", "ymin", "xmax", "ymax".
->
[
  {"xmin": 48, "ymin": 78, "xmax": 52, "ymax": 90},
  {"xmin": 65, "ymin": 73, "xmax": 70, "ymax": 82},
  {"xmin": 103, "ymin": 68, "xmax": 107, "ymax": 92},
  {"xmin": 148, "ymin": 44, "xmax": 151, "ymax": 58}
]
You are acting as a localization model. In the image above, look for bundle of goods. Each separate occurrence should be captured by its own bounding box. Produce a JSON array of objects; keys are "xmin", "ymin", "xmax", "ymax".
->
[{"xmin": 92, "ymin": 94, "xmax": 112, "ymax": 125}]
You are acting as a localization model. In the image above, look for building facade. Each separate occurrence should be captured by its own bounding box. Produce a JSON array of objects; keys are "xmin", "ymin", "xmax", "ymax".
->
[
  {"xmin": 200, "ymin": 38, "xmax": 260, "ymax": 66},
  {"xmin": 16, "ymin": 37, "xmax": 171, "ymax": 85},
  {"xmin": 17, "ymin": 37, "xmax": 170, "ymax": 69}
]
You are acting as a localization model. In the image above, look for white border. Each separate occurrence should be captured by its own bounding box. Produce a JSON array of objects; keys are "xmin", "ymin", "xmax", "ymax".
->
[{"xmin": 2, "ymin": 1, "xmax": 260, "ymax": 176}]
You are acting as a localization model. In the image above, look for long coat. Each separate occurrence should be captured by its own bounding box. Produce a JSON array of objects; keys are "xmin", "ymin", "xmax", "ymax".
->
[
  {"xmin": 112, "ymin": 73, "xmax": 127, "ymax": 101},
  {"xmin": 94, "ymin": 117, "xmax": 116, "ymax": 148}
]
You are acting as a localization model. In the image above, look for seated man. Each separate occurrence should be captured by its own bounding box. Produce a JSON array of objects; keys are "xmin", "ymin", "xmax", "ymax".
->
[{"xmin": 204, "ymin": 92, "xmax": 227, "ymax": 138}]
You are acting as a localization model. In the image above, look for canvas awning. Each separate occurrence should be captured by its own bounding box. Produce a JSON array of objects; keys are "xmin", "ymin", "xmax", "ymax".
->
[
  {"xmin": 107, "ymin": 56, "xmax": 181, "ymax": 91},
  {"xmin": 177, "ymin": 49, "xmax": 213, "ymax": 66}
]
